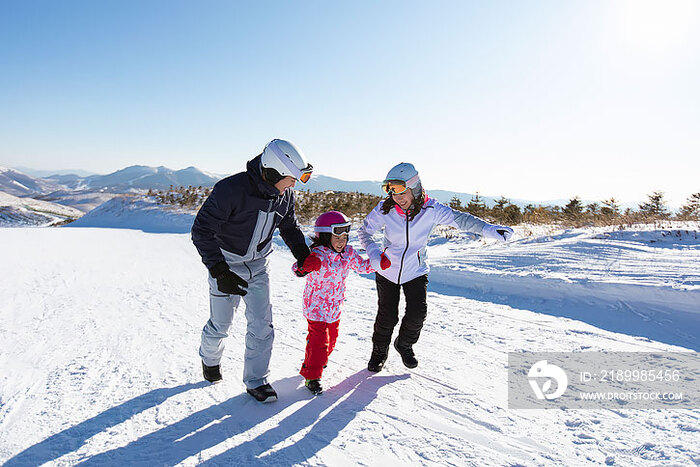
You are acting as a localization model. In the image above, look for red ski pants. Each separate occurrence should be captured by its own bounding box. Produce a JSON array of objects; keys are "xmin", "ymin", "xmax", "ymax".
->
[{"xmin": 300, "ymin": 319, "xmax": 340, "ymax": 380}]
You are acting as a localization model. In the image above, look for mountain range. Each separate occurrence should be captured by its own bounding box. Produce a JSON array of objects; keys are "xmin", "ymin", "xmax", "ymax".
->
[{"xmin": 3, "ymin": 164, "xmax": 639, "ymax": 214}]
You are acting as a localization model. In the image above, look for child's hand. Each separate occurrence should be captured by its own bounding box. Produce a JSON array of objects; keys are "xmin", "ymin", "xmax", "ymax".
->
[
  {"xmin": 380, "ymin": 253, "xmax": 391, "ymax": 270},
  {"xmin": 301, "ymin": 254, "xmax": 322, "ymax": 273}
]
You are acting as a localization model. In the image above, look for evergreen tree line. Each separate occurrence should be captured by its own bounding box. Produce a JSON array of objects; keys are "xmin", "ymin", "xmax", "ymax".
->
[
  {"xmin": 147, "ymin": 185, "xmax": 212, "ymax": 209},
  {"xmin": 449, "ymin": 191, "xmax": 700, "ymax": 226},
  {"xmin": 294, "ymin": 190, "xmax": 384, "ymax": 223},
  {"xmin": 149, "ymin": 186, "xmax": 700, "ymax": 227}
]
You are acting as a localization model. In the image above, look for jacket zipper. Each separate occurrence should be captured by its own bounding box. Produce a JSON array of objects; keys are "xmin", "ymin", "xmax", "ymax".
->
[{"xmin": 397, "ymin": 210, "xmax": 410, "ymax": 284}]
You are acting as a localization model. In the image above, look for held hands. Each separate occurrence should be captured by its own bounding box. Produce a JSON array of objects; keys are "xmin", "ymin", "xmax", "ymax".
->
[
  {"xmin": 294, "ymin": 254, "xmax": 322, "ymax": 277},
  {"xmin": 210, "ymin": 261, "xmax": 248, "ymax": 296},
  {"xmin": 380, "ymin": 252, "xmax": 392, "ymax": 270},
  {"xmin": 482, "ymin": 224, "xmax": 514, "ymax": 242},
  {"xmin": 302, "ymin": 254, "xmax": 322, "ymax": 272}
]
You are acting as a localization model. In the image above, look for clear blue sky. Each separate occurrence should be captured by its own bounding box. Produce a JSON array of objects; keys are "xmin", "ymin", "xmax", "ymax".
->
[{"xmin": 1, "ymin": 0, "xmax": 698, "ymax": 206}]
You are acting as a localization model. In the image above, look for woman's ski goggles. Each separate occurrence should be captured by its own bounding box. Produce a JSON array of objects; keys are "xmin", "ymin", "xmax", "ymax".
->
[
  {"xmin": 382, "ymin": 181, "xmax": 410, "ymax": 195},
  {"xmin": 314, "ymin": 222, "xmax": 351, "ymax": 236},
  {"xmin": 382, "ymin": 174, "xmax": 420, "ymax": 195}
]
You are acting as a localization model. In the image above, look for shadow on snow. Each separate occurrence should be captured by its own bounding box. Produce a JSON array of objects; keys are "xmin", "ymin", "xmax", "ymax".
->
[{"xmin": 6, "ymin": 371, "xmax": 408, "ymax": 466}]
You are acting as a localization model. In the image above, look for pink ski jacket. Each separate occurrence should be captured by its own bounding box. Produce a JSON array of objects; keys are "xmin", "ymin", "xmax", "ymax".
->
[{"xmin": 293, "ymin": 245, "xmax": 374, "ymax": 323}]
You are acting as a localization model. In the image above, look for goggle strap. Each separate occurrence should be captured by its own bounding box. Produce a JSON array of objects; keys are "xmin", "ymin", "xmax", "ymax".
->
[{"xmin": 315, "ymin": 222, "xmax": 351, "ymax": 235}]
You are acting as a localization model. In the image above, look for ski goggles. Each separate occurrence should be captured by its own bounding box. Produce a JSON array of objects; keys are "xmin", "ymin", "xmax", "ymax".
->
[
  {"xmin": 314, "ymin": 222, "xmax": 351, "ymax": 236},
  {"xmin": 382, "ymin": 181, "xmax": 409, "ymax": 195},
  {"xmin": 382, "ymin": 174, "xmax": 419, "ymax": 195},
  {"xmin": 267, "ymin": 140, "xmax": 313, "ymax": 183},
  {"xmin": 297, "ymin": 166, "xmax": 313, "ymax": 183}
]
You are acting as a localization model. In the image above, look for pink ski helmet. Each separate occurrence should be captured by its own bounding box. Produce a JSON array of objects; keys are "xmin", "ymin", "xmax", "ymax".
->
[{"xmin": 314, "ymin": 211, "xmax": 351, "ymax": 237}]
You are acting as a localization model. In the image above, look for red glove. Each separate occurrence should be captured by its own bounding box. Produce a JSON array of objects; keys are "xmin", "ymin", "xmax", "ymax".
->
[
  {"xmin": 380, "ymin": 253, "xmax": 391, "ymax": 270},
  {"xmin": 301, "ymin": 254, "xmax": 322, "ymax": 273}
]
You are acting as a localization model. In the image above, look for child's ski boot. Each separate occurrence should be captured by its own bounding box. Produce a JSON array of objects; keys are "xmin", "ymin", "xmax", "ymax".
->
[{"xmin": 305, "ymin": 378, "xmax": 323, "ymax": 395}]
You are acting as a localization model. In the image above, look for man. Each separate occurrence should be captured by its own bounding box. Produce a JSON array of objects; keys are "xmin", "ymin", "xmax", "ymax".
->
[{"xmin": 191, "ymin": 139, "xmax": 312, "ymax": 402}]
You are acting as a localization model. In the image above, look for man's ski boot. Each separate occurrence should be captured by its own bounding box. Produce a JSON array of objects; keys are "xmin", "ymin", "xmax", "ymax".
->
[
  {"xmin": 393, "ymin": 338, "xmax": 418, "ymax": 369},
  {"xmin": 202, "ymin": 362, "xmax": 223, "ymax": 383},
  {"xmin": 305, "ymin": 379, "xmax": 323, "ymax": 395},
  {"xmin": 246, "ymin": 384, "xmax": 278, "ymax": 403},
  {"xmin": 367, "ymin": 346, "xmax": 388, "ymax": 373}
]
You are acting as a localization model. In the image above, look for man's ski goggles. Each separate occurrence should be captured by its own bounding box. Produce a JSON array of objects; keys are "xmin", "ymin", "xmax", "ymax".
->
[
  {"xmin": 267, "ymin": 140, "xmax": 313, "ymax": 183},
  {"xmin": 297, "ymin": 167, "xmax": 313, "ymax": 184},
  {"xmin": 314, "ymin": 222, "xmax": 351, "ymax": 236}
]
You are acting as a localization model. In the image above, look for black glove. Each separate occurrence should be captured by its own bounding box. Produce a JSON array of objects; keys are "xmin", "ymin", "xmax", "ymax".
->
[
  {"xmin": 291, "ymin": 243, "xmax": 311, "ymax": 277},
  {"xmin": 209, "ymin": 261, "xmax": 248, "ymax": 296},
  {"xmin": 294, "ymin": 268, "xmax": 309, "ymax": 278}
]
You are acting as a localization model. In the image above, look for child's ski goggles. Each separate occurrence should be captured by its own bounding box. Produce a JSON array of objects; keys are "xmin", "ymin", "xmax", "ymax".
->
[
  {"xmin": 314, "ymin": 222, "xmax": 351, "ymax": 236},
  {"xmin": 381, "ymin": 174, "xmax": 420, "ymax": 195}
]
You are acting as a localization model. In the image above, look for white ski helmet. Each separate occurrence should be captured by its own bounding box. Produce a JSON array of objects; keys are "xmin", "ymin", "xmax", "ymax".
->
[
  {"xmin": 261, "ymin": 139, "xmax": 313, "ymax": 184},
  {"xmin": 383, "ymin": 162, "xmax": 422, "ymax": 198}
]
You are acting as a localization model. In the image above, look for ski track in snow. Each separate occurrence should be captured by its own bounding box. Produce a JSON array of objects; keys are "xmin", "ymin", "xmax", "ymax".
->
[{"xmin": 0, "ymin": 227, "xmax": 698, "ymax": 466}]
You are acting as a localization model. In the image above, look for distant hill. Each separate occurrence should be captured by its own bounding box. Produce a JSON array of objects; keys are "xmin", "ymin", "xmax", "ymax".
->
[
  {"xmin": 302, "ymin": 174, "xmax": 557, "ymax": 209},
  {"xmin": 4, "ymin": 164, "xmax": 643, "ymax": 213},
  {"xmin": 12, "ymin": 166, "xmax": 97, "ymax": 178},
  {"xmin": 0, "ymin": 190, "xmax": 83, "ymax": 227},
  {"xmin": 67, "ymin": 165, "xmax": 221, "ymax": 191},
  {"xmin": 0, "ymin": 167, "xmax": 64, "ymax": 197}
]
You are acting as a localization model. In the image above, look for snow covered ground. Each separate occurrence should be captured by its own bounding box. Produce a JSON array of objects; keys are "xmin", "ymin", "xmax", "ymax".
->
[
  {"xmin": 428, "ymin": 223, "xmax": 700, "ymax": 351},
  {"xmin": 0, "ymin": 191, "xmax": 83, "ymax": 227},
  {"xmin": 0, "ymin": 222, "xmax": 698, "ymax": 466}
]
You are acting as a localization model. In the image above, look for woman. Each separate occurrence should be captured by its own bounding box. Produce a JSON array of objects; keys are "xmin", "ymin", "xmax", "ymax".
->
[{"xmin": 358, "ymin": 162, "xmax": 513, "ymax": 372}]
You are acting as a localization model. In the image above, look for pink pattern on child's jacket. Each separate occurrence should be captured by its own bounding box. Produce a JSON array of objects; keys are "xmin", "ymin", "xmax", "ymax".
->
[{"xmin": 292, "ymin": 245, "xmax": 374, "ymax": 323}]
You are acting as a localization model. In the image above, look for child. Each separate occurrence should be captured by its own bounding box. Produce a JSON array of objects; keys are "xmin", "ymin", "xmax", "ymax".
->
[{"xmin": 293, "ymin": 210, "xmax": 388, "ymax": 395}]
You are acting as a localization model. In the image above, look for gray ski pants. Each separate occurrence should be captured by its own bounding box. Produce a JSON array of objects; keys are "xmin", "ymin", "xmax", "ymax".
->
[{"xmin": 199, "ymin": 257, "xmax": 273, "ymax": 389}]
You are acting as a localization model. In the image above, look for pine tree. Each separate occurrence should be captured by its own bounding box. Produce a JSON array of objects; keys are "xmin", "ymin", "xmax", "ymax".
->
[
  {"xmin": 601, "ymin": 198, "xmax": 620, "ymax": 219},
  {"xmin": 465, "ymin": 192, "xmax": 487, "ymax": 218},
  {"xmin": 448, "ymin": 196, "xmax": 463, "ymax": 211},
  {"xmin": 562, "ymin": 197, "xmax": 583, "ymax": 224},
  {"xmin": 678, "ymin": 193, "xmax": 700, "ymax": 220},
  {"xmin": 638, "ymin": 191, "xmax": 670, "ymax": 220}
]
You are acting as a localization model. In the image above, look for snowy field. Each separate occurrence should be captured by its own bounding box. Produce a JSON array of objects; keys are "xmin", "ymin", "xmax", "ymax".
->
[
  {"xmin": 1, "ymin": 223, "xmax": 698, "ymax": 466},
  {"xmin": 0, "ymin": 192, "xmax": 83, "ymax": 227}
]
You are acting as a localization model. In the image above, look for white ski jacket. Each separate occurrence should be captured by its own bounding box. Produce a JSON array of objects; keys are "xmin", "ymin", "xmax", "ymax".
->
[{"xmin": 359, "ymin": 197, "xmax": 489, "ymax": 285}]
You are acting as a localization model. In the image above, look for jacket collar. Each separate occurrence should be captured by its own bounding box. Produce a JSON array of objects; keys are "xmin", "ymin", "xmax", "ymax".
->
[
  {"xmin": 393, "ymin": 196, "xmax": 431, "ymax": 218},
  {"xmin": 314, "ymin": 244, "xmax": 345, "ymax": 258},
  {"xmin": 246, "ymin": 154, "xmax": 282, "ymax": 199}
]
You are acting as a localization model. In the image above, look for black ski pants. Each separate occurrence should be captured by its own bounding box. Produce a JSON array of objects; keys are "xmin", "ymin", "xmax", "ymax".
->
[{"xmin": 372, "ymin": 273, "xmax": 429, "ymax": 350}]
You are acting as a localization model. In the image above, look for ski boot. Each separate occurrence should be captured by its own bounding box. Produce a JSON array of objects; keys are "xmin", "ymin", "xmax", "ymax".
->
[
  {"xmin": 393, "ymin": 338, "xmax": 418, "ymax": 369},
  {"xmin": 367, "ymin": 346, "xmax": 388, "ymax": 373},
  {"xmin": 246, "ymin": 383, "xmax": 278, "ymax": 403},
  {"xmin": 305, "ymin": 379, "xmax": 323, "ymax": 395},
  {"xmin": 202, "ymin": 362, "xmax": 222, "ymax": 383}
]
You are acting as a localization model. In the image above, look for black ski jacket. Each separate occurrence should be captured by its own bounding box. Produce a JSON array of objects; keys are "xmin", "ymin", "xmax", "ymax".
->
[{"xmin": 191, "ymin": 155, "xmax": 308, "ymax": 271}]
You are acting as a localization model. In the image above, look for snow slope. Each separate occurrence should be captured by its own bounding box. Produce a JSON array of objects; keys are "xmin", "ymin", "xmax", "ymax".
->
[
  {"xmin": 67, "ymin": 195, "xmax": 195, "ymax": 233},
  {"xmin": 0, "ymin": 227, "xmax": 698, "ymax": 466},
  {"xmin": 0, "ymin": 191, "xmax": 83, "ymax": 227},
  {"xmin": 428, "ymin": 224, "xmax": 700, "ymax": 351}
]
